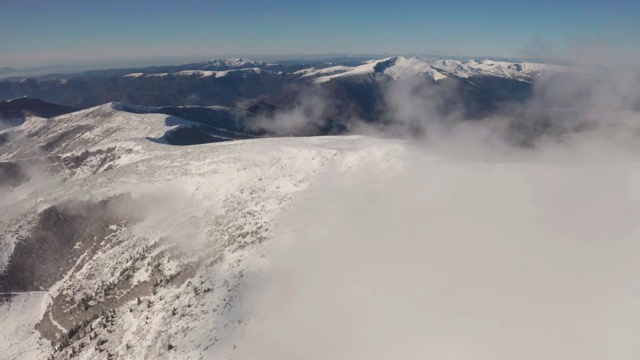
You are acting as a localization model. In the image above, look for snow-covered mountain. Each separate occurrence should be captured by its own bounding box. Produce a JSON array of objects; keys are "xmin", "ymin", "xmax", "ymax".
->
[
  {"xmin": 123, "ymin": 67, "xmax": 268, "ymax": 79},
  {"xmin": 202, "ymin": 58, "xmax": 275, "ymax": 70},
  {"xmin": 0, "ymin": 105, "xmax": 407, "ymax": 359},
  {"xmin": 3, "ymin": 85, "xmax": 640, "ymax": 359},
  {"xmin": 118, "ymin": 56, "xmax": 569, "ymax": 83},
  {"xmin": 2, "ymin": 49, "xmax": 640, "ymax": 358},
  {"xmin": 0, "ymin": 56, "xmax": 578, "ymax": 125},
  {"xmin": 295, "ymin": 56, "xmax": 571, "ymax": 83},
  {"xmin": 121, "ymin": 58, "xmax": 280, "ymax": 78}
]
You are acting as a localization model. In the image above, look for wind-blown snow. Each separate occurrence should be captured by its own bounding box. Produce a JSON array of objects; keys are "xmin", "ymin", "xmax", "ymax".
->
[
  {"xmin": 0, "ymin": 108, "xmax": 408, "ymax": 359},
  {"xmin": 0, "ymin": 292, "xmax": 50, "ymax": 360}
]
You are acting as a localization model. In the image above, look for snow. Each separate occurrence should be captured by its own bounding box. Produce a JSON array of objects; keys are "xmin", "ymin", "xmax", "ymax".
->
[
  {"xmin": 384, "ymin": 56, "xmax": 448, "ymax": 81},
  {"xmin": 430, "ymin": 58, "xmax": 570, "ymax": 81},
  {"xmin": 3, "ymin": 92, "xmax": 637, "ymax": 359},
  {"xmin": 205, "ymin": 58, "xmax": 270, "ymax": 68},
  {"xmin": 0, "ymin": 105, "xmax": 409, "ymax": 359},
  {"xmin": 313, "ymin": 58, "xmax": 385, "ymax": 83},
  {"xmin": 0, "ymin": 102, "xmax": 200, "ymax": 162},
  {"xmin": 5, "ymin": 96, "xmax": 31, "ymax": 102},
  {"xmin": 0, "ymin": 292, "xmax": 50, "ymax": 359},
  {"xmin": 0, "ymin": 216, "xmax": 34, "ymax": 273},
  {"xmin": 294, "ymin": 65, "xmax": 353, "ymax": 78},
  {"xmin": 301, "ymin": 56, "xmax": 574, "ymax": 83},
  {"xmin": 123, "ymin": 68, "xmax": 264, "ymax": 79},
  {"xmin": 120, "ymin": 57, "xmax": 571, "ymax": 83},
  {"xmin": 1, "ymin": 126, "xmax": 640, "ymax": 358}
]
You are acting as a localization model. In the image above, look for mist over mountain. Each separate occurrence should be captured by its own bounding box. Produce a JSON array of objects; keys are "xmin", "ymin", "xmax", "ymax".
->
[
  {"xmin": 2, "ymin": 53, "xmax": 640, "ymax": 360},
  {"xmin": 0, "ymin": 56, "xmax": 576, "ymax": 142}
]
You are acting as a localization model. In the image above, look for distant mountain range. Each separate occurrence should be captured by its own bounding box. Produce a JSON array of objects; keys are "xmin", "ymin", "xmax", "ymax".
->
[
  {"xmin": 1, "ymin": 55, "xmax": 638, "ymax": 360},
  {"xmin": 0, "ymin": 56, "xmax": 570, "ymax": 131},
  {"xmin": 0, "ymin": 56, "xmax": 597, "ymax": 149}
]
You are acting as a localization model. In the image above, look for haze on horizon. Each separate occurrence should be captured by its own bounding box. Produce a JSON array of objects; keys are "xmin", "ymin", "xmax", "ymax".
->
[{"xmin": 2, "ymin": 0, "xmax": 640, "ymax": 69}]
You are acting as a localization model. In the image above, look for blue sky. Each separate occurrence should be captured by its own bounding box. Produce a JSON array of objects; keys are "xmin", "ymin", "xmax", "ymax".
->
[{"xmin": 1, "ymin": 0, "xmax": 639, "ymax": 68}]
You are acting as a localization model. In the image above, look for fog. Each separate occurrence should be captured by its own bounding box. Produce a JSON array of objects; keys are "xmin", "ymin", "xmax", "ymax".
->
[
  {"xmin": 3, "ymin": 44, "xmax": 640, "ymax": 358},
  {"xmin": 234, "ymin": 54, "xmax": 640, "ymax": 359}
]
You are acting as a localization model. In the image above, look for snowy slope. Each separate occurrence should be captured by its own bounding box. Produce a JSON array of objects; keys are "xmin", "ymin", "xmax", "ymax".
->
[
  {"xmin": 3, "ymin": 97, "xmax": 640, "ymax": 359},
  {"xmin": 0, "ymin": 106, "xmax": 408, "ymax": 359},
  {"xmin": 0, "ymin": 292, "xmax": 50, "ymax": 360},
  {"xmin": 0, "ymin": 103, "xmax": 197, "ymax": 157},
  {"xmin": 0, "ymin": 101, "xmax": 253, "ymax": 180}
]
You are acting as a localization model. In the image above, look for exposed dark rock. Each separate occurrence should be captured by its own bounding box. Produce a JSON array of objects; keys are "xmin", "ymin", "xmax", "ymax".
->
[
  {"xmin": 0, "ymin": 161, "xmax": 29, "ymax": 187},
  {"xmin": 0, "ymin": 194, "xmax": 144, "ymax": 292}
]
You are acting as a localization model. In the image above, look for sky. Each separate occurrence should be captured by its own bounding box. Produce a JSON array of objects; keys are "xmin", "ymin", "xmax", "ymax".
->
[{"xmin": 1, "ymin": 0, "xmax": 639, "ymax": 68}]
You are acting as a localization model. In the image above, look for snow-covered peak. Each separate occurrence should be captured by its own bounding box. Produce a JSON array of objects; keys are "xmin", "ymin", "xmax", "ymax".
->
[
  {"xmin": 301, "ymin": 59, "xmax": 382, "ymax": 83},
  {"xmin": 204, "ymin": 58, "xmax": 272, "ymax": 70},
  {"xmin": 300, "ymin": 56, "xmax": 572, "ymax": 83},
  {"xmin": 304, "ymin": 57, "xmax": 447, "ymax": 83},
  {"xmin": 430, "ymin": 59, "xmax": 570, "ymax": 80},
  {"xmin": 1, "ymin": 102, "xmax": 197, "ymax": 161},
  {"xmin": 383, "ymin": 56, "xmax": 448, "ymax": 81},
  {"xmin": 299, "ymin": 56, "xmax": 449, "ymax": 83},
  {"xmin": 124, "ymin": 67, "xmax": 265, "ymax": 79}
]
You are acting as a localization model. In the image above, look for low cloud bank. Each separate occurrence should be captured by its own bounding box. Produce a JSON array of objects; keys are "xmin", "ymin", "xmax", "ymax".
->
[
  {"xmin": 235, "ymin": 49, "xmax": 640, "ymax": 359},
  {"xmin": 251, "ymin": 47, "xmax": 640, "ymax": 152},
  {"xmin": 237, "ymin": 144, "xmax": 640, "ymax": 359}
]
